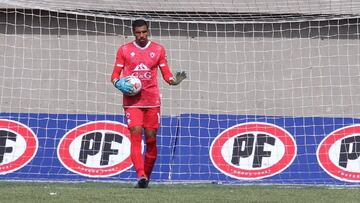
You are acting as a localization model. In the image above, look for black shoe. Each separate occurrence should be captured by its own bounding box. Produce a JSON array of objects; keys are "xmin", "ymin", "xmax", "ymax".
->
[{"xmin": 135, "ymin": 177, "xmax": 149, "ymax": 189}]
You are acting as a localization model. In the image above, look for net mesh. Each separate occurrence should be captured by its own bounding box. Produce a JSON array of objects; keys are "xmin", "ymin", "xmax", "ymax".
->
[{"xmin": 1, "ymin": 0, "xmax": 360, "ymax": 184}]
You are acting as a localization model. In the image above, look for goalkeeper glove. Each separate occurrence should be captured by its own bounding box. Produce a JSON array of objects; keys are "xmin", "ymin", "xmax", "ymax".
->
[
  {"xmin": 113, "ymin": 77, "xmax": 133, "ymax": 94},
  {"xmin": 170, "ymin": 71, "xmax": 187, "ymax": 85}
]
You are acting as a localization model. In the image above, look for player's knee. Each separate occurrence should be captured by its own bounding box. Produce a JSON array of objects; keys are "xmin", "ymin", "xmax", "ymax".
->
[
  {"xmin": 130, "ymin": 126, "xmax": 142, "ymax": 134},
  {"xmin": 145, "ymin": 128, "xmax": 157, "ymax": 138}
]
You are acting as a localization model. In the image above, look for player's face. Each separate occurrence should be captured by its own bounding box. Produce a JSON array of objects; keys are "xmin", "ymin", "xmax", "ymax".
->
[{"xmin": 134, "ymin": 25, "xmax": 149, "ymax": 47}]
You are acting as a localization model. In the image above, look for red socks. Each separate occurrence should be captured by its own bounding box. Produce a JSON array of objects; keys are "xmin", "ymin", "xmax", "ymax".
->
[
  {"xmin": 130, "ymin": 132, "xmax": 145, "ymax": 178},
  {"xmin": 144, "ymin": 136, "xmax": 157, "ymax": 179},
  {"xmin": 131, "ymin": 132, "xmax": 158, "ymax": 179}
]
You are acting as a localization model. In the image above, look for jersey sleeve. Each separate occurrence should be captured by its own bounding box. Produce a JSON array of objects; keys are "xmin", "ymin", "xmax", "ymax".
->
[
  {"xmin": 111, "ymin": 47, "xmax": 125, "ymax": 85},
  {"xmin": 158, "ymin": 46, "xmax": 174, "ymax": 84}
]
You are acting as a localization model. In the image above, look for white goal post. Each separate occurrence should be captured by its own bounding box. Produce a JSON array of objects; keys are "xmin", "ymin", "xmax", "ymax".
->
[{"xmin": 1, "ymin": 0, "xmax": 360, "ymax": 185}]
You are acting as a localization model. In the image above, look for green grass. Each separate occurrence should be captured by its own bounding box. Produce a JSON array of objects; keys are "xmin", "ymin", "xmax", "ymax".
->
[{"xmin": 1, "ymin": 182, "xmax": 360, "ymax": 203}]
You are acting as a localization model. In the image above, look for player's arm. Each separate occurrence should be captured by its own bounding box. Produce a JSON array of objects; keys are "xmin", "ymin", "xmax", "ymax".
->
[
  {"xmin": 158, "ymin": 47, "xmax": 187, "ymax": 86},
  {"xmin": 111, "ymin": 48, "xmax": 133, "ymax": 94}
]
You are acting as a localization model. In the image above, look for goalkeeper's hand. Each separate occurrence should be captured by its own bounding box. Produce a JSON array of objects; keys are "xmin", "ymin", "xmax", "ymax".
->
[
  {"xmin": 113, "ymin": 77, "xmax": 133, "ymax": 94},
  {"xmin": 169, "ymin": 71, "xmax": 187, "ymax": 85}
]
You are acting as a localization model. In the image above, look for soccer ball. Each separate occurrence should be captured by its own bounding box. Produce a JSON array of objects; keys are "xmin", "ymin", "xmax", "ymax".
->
[{"xmin": 126, "ymin": 75, "xmax": 142, "ymax": 96}]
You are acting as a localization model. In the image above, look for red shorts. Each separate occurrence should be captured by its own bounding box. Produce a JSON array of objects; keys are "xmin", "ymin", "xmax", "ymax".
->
[{"xmin": 124, "ymin": 107, "xmax": 160, "ymax": 129}]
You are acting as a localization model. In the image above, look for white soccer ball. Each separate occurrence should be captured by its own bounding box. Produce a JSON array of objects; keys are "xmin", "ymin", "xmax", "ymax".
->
[{"xmin": 126, "ymin": 75, "xmax": 142, "ymax": 96}]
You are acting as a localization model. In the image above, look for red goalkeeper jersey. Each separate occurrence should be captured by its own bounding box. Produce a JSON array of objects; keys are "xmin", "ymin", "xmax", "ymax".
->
[{"xmin": 111, "ymin": 41, "xmax": 173, "ymax": 108}]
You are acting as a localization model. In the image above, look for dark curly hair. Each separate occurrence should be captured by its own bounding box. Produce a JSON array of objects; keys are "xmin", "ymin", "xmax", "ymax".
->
[{"xmin": 132, "ymin": 19, "xmax": 148, "ymax": 31}]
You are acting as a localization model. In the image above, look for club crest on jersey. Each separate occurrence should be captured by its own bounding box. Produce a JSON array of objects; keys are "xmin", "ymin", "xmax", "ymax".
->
[
  {"xmin": 130, "ymin": 52, "xmax": 135, "ymax": 57},
  {"xmin": 150, "ymin": 52, "xmax": 155, "ymax": 58}
]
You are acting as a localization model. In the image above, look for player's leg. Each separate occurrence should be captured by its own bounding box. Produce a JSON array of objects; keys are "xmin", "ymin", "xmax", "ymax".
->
[
  {"xmin": 124, "ymin": 108, "xmax": 146, "ymax": 180},
  {"xmin": 129, "ymin": 126, "xmax": 146, "ymax": 179},
  {"xmin": 143, "ymin": 107, "xmax": 160, "ymax": 182},
  {"xmin": 144, "ymin": 128, "xmax": 157, "ymax": 180}
]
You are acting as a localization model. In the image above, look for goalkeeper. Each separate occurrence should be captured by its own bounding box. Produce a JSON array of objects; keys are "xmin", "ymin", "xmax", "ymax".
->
[{"xmin": 111, "ymin": 19, "xmax": 186, "ymax": 188}]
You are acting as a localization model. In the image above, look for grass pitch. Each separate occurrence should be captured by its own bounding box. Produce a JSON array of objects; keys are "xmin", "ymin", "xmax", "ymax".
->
[{"xmin": 1, "ymin": 182, "xmax": 360, "ymax": 203}]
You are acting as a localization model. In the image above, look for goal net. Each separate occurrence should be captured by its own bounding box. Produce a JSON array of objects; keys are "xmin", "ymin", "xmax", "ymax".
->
[{"xmin": 1, "ymin": 0, "xmax": 360, "ymax": 185}]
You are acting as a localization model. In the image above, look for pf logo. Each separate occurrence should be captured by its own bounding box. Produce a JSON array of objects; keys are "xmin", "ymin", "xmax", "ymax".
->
[
  {"xmin": 57, "ymin": 121, "xmax": 135, "ymax": 177},
  {"xmin": 317, "ymin": 124, "xmax": 360, "ymax": 182},
  {"xmin": 210, "ymin": 122, "xmax": 296, "ymax": 180},
  {"xmin": 0, "ymin": 119, "xmax": 38, "ymax": 174}
]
